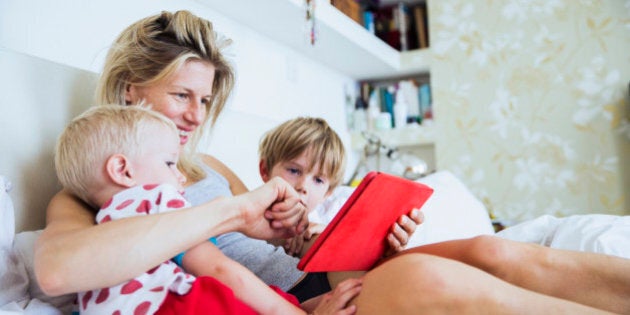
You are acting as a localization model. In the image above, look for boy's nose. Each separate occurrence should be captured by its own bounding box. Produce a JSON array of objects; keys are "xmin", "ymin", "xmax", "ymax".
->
[{"xmin": 295, "ymin": 178, "xmax": 308, "ymax": 195}]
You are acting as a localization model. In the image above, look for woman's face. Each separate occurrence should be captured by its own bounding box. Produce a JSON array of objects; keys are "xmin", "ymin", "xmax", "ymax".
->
[{"xmin": 125, "ymin": 60, "xmax": 216, "ymax": 146}]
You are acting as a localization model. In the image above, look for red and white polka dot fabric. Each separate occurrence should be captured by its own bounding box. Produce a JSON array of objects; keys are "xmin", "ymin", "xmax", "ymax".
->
[{"xmin": 80, "ymin": 184, "xmax": 194, "ymax": 315}]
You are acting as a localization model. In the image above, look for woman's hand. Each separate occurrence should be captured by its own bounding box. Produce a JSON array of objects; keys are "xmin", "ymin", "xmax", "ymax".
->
[
  {"xmin": 236, "ymin": 177, "xmax": 309, "ymax": 240},
  {"xmin": 384, "ymin": 208, "xmax": 423, "ymax": 257},
  {"xmin": 312, "ymin": 278, "xmax": 362, "ymax": 315}
]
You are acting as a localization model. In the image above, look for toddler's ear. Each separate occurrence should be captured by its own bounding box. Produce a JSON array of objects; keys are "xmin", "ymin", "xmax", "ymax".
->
[
  {"xmin": 106, "ymin": 154, "xmax": 136, "ymax": 188},
  {"xmin": 259, "ymin": 159, "xmax": 270, "ymax": 183}
]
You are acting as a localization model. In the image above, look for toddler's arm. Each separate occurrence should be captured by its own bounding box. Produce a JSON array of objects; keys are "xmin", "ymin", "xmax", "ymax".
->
[{"xmin": 182, "ymin": 241, "xmax": 303, "ymax": 314}]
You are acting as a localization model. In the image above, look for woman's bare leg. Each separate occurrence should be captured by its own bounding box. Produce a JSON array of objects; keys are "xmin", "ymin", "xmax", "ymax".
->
[
  {"xmin": 351, "ymin": 253, "xmax": 613, "ymax": 314},
  {"xmin": 402, "ymin": 235, "xmax": 630, "ymax": 314}
]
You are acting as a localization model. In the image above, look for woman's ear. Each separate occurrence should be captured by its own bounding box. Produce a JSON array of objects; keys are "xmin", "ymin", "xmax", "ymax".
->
[
  {"xmin": 259, "ymin": 160, "xmax": 270, "ymax": 182},
  {"xmin": 124, "ymin": 84, "xmax": 136, "ymax": 105},
  {"xmin": 106, "ymin": 154, "xmax": 136, "ymax": 188}
]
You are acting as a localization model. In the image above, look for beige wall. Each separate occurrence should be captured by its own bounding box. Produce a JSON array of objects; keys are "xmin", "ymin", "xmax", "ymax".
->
[{"xmin": 428, "ymin": 0, "xmax": 630, "ymax": 222}]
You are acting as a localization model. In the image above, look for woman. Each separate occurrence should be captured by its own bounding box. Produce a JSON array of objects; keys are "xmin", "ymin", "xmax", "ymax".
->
[{"xmin": 34, "ymin": 9, "xmax": 628, "ymax": 314}]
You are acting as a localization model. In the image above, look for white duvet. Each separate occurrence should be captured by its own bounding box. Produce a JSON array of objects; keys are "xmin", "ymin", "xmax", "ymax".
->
[{"xmin": 496, "ymin": 214, "xmax": 630, "ymax": 259}]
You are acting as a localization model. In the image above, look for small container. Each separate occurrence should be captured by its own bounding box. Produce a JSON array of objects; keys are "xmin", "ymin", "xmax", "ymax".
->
[
  {"xmin": 375, "ymin": 112, "xmax": 392, "ymax": 130},
  {"xmin": 393, "ymin": 89, "xmax": 408, "ymax": 129}
]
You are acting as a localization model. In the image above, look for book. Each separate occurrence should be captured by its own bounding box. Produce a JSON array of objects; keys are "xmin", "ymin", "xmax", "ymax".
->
[
  {"xmin": 413, "ymin": 5, "xmax": 428, "ymax": 49},
  {"xmin": 297, "ymin": 172, "xmax": 434, "ymax": 272}
]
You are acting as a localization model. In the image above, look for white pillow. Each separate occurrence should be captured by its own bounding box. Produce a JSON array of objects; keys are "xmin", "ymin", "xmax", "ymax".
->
[
  {"xmin": 309, "ymin": 171, "xmax": 495, "ymax": 248},
  {"xmin": 1, "ymin": 176, "xmax": 69, "ymax": 314},
  {"xmin": 0, "ymin": 177, "xmax": 30, "ymax": 309}
]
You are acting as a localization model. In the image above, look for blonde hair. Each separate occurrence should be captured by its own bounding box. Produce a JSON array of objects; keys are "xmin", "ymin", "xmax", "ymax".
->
[
  {"xmin": 55, "ymin": 105, "xmax": 177, "ymax": 207},
  {"xmin": 259, "ymin": 117, "xmax": 346, "ymax": 191},
  {"xmin": 96, "ymin": 10, "xmax": 235, "ymax": 182}
]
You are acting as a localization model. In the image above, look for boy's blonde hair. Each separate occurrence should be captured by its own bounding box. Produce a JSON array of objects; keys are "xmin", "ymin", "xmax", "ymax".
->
[
  {"xmin": 55, "ymin": 105, "xmax": 177, "ymax": 207},
  {"xmin": 96, "ymin": 10, "xmax": 235, "ymax": 183},
  {"xmin": 259, "ymin": 117, "xmax": 346, "ymax": 191}
]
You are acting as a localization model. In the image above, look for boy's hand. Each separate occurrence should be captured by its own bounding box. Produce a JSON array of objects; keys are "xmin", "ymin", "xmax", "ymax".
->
[
  {"xmin": 384, "ymin": 208, "xmax": 423, "ymax": 257},
  {"xmin": 284, "ymin": 222, "xmax": 325, "ymax": 256},
  {"xmin": 236, "ymin": 177, "xmax": 308, "ymax": 240},
  {"xmin": 312, "ymin": 278, "xmax": 362, "ymax": 315}
]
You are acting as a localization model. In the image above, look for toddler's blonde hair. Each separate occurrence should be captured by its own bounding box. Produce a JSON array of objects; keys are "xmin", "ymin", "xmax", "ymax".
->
[{"xmin": 55, "ymin": 105, "xmax": 177, "ymax": 207}]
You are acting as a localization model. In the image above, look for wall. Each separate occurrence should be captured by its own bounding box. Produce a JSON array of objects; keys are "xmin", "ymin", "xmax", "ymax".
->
[
  {"xmin": 429, "ymin": 0, "xmax": 630, "ymax": 222},
  {"xmin": 0, "ymin": 0, "xmax": 355, "ymax": 191}
]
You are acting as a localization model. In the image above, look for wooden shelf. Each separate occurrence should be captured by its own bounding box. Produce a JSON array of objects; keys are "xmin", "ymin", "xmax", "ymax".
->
[{"xmin": 198, "ymin": 0, "xmax": 430, "ymax": 80}]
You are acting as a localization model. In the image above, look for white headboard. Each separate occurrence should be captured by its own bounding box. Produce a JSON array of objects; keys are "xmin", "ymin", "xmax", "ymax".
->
[{"xmin": 0, "ymin": 48, "xmax": 97, "ymax": 232}]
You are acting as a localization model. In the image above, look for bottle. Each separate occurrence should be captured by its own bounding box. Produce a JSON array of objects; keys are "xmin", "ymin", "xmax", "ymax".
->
[
  {"xmin": 393, "ymin": 88, "xmax": 408, "ymax": 129},
  {"xmin": 367, "ymin": 90, "xmax": 380, "ymax": 131},
  {"xmin": 344, "ymin": 84, "xmax": 355, "ymax": 131},
  {"xmin": 375, "ymin": 112, "xmax": 392, "ymax": 130},
  {"xmin": 353, "ymin": 94, "xmax": 368, "ymax": 132},
  {"xmin": 419, "ymin": 83, "xmax": 433, "ymax": 123}
]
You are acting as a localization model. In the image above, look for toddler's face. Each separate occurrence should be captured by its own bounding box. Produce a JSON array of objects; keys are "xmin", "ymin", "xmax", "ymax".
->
[
  {"xmin": 130, "ymin": 124, "xmax": 186, "ymax": 191},
  {"xmin": 266, "ymin": 151, "xmax": 332, "ymax": 212}
]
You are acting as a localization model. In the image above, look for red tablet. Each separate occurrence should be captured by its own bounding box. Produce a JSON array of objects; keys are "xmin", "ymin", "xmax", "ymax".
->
[{"xmin": 297, "ymin": 171, "xmax": 434, "ymax": 272}]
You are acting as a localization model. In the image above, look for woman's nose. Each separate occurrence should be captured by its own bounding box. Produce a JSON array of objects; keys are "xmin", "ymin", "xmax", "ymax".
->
[{"xmin": 185, "ymin": 101, "xmax": 205, "ymax": 125}]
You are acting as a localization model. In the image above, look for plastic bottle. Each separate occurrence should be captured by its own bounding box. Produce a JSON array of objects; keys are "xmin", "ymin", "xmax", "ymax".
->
[
  {"xmin": 393, "ymin": 88, "xmax": 408, "ymax": 129},
  {"xmin": 353, "ymin": 95, "xmax": 368, "ymax": 132},
  {"xmin": 367, "ymin": 90, "xmax": 380, "ymax": 131}
]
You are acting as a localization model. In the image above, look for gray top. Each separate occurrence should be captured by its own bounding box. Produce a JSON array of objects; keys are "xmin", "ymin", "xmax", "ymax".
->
[{"xmin": 184, "ymin": 164, "xmax": 304, "ymax": 291}]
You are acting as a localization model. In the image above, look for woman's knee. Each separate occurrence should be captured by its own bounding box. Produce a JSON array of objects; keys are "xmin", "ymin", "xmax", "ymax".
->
[{"xmin": 463, "ymin": 235, "xmax": 518, "ymax": 275}]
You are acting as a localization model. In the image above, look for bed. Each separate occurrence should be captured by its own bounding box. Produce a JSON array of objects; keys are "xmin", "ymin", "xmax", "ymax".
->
[{"xmin": 1, "ymin": 48, "xmax": 628, "ymax": 314}]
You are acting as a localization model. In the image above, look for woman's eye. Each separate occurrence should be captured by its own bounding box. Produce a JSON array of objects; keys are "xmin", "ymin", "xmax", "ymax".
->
[
  {"xmin": 173, "ymin": 93, "xmax": 189, "ymax": 100},
  {"xmin": 166, "ymin": 161, "xmax": 176, "ymax": 167}
]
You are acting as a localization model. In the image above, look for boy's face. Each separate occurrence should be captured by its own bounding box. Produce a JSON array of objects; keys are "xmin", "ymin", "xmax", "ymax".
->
[
  {"xmin": 260, "ymin": 151, "xmax": 332, "ymax": 212},
  {"xmin": 130, "ymin": 124, "xmax": 186, "ymax": 191}
]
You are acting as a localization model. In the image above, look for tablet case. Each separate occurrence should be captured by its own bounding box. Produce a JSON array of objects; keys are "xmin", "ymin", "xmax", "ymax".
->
[{"xmin": 297, "ymin": 171, "xmax": 434, "ymax": 272}]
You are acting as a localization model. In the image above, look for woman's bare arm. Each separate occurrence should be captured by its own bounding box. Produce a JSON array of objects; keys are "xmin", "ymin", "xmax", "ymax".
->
[
  {"xmin": 35, "ymin": 190, "xmax": 240, "ymax": 295},
  {"xmin": 35, "ymin": 179, "xmax": 307, "ymax": 296}
]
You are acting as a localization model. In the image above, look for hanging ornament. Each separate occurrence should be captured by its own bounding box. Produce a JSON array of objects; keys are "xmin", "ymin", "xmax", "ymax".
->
[{"xmin": 305, "ymin": 0, "xmax": 317, "ymax": 45}]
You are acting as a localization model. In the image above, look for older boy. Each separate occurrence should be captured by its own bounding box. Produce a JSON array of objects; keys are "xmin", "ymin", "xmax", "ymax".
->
[{"xmin": 257, "ymin": 117, "xmax": 423, "ymax": 284}]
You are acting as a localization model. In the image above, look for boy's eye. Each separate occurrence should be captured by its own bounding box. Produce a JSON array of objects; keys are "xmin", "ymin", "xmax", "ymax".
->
[
  {"xmin": 287, "ymin": 167, "xmax": 300, "ymax": 175},
  {"xmin": 314, "ymin": 177, "xmax": 325, "ymax": 184},
  {"xmin": 166, "ymin": 161, "xmax": 176, "ymax": 167}
]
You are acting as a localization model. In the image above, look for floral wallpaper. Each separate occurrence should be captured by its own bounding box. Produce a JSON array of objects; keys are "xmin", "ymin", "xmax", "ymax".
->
[{"xmin": 428, "ymin": 0, "xmax": 630, "ymax": 222}]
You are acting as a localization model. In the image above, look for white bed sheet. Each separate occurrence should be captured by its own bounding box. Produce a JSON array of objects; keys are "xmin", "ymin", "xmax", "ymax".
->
[{"xmin": 497, "ymin": 214, "xmax": 630, "ymax": 259}]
